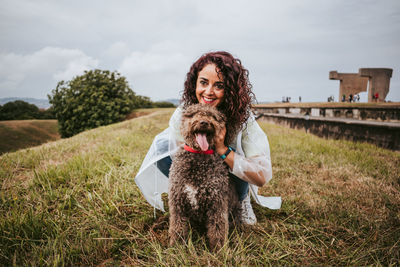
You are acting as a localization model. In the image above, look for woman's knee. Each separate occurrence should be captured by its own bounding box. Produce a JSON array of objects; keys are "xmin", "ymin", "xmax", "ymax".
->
[
  {"xmin": 156, "ymin": 156, "xmax": 172, "ymax": 177},
  {"xmin": 229, "ymin": 173, "xmax": 249, "ymax": 201}
]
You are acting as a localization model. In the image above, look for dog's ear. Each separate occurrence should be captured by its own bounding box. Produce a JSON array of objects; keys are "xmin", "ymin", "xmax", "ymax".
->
[{"xmin": 182, "ymin": 106, "xmax": 196, "ymax": 118}]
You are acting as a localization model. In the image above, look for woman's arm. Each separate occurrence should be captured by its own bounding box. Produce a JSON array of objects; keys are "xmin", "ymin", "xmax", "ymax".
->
[
  {"xmin": 215, "ymin": 125, "xmax": 272, "ymax": 187},
  {"xmin": 217, "ymin": 148, "xmax": 267, "ymax": 187}
]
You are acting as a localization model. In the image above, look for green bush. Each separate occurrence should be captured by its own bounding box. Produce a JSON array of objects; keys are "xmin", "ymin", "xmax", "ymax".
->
[
  {"xmin": 133, "ymin": 96, "xmax": 176, "ymax": 109},
  {"xmin": 38, "ymin": 106, "xmax": 56, "ymax": 119},
  {"xmin": 48, "ymin": 69, "xmax": 137, "ymax": 138},
  {"xmin": 0, "ymin": 100, "xmax": 40, "ymax": 120},
  {"xmin": 0, "ymin": 101, "xmax": 56, "ymax": 120},
  {"xmin": 135, "ymin": 95, "xmax": 153, "ymax": 108},
  {"xmin": 153, "ymin": 101, "xmax": 176, "ymax": 108}
]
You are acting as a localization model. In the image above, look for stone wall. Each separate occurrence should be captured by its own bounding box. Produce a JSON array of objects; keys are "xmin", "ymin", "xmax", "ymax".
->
[
  {"xmin": 258, "ymin": 114, "xmax": 400, "ymax": 150},
  {"xmin": 255, "ymin": 106, "xmax": 400, "ymax": 122}
]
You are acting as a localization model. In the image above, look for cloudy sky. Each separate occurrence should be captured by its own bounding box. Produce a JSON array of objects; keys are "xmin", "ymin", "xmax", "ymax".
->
[{"xmin": 1, "ymin": 0, "xmax": 399, "ymax": 103}]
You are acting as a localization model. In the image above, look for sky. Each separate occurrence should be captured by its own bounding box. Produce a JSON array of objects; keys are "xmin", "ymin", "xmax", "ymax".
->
[{"xmin": 1, "ymin": 0, "xmax": 399, "ymax": 103}]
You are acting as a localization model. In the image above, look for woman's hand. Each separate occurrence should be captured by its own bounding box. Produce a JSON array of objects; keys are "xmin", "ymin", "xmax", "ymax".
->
[
  {"xmin": 215, "ymin": 125, "xmax": 237, "ymax": 173},
  {"xmin": 215, "ymin": 125, "xmax": 227, "ymax": 156}
]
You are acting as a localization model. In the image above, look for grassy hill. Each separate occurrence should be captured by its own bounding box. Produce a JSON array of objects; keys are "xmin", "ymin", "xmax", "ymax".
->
[
  {"xmin": 0, "ymin": 109, "xmax": 159, "ymax": 155},
  {"xmin": 0, "ymin": 120, "xmax": 60, "ymax": 155},
  {"xmin": 0, "ymin": 108, "xmax": 399, "ymax": 265}
]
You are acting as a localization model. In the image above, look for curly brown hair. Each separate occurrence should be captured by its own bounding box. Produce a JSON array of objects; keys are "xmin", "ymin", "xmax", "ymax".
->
[{"xmin": 181, "ymin": 51, "xmax": 256, "ymax": 145}]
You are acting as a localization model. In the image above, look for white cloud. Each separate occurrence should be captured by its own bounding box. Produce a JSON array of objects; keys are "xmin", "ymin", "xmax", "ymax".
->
[
  {"xmin": 120, "ymin": 51, "xmax": 186, "ymax": 76},
  {"xmin": 116, "ymin": 41, "xmax": 190, "ymax": 99},
  {"xmin": 102, "ymin": 41, "xmax": 131, "ymax": 61},
  {"xmin": 0, "ymin": 47, "xmax": 98, "ymax": 97}
]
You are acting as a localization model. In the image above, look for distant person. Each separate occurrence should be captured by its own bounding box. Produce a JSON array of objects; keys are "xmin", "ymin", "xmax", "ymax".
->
[
  {"xmin": 374, "ymin": 92, "xmax": 379, "ymax": 102},
  {"xmin": 299, "ymin": 96, "xmax": 302, "ymax": 102},
  {"xmin": 135, "ymin": 51, "xmax": 280, "ymax": 226},
  {"xmin": 342, "ymin": 94, "xmax": 346, "ymax": 102},
  {"xmin": 349, "ymin": 94, "xmax": 353, "ymax": 103}
]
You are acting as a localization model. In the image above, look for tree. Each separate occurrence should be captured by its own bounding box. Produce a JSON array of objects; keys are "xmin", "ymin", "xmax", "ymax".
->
[
  {"xmin": 38, "ymin": 107, "xmax": 56, "ymax": 119},
  {"xmin": 135, "ymin": 95, "xmax": 153, "ymax": 108},
  {"xmin": 0, "ymin": 100, "xmax": 40, "ymax": 120},
  {"xmin": 153, "ymin": 101, "xmax": 176, "ymax": 108},
  {"xmin": 48, "ymin": 69, "xmax": 137, "ymax": 137}
]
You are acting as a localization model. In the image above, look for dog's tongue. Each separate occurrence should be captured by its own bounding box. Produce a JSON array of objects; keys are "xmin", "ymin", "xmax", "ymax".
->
[{"xmin": 195, "ymin": 133, "xmax": 209, "ymax": 151}]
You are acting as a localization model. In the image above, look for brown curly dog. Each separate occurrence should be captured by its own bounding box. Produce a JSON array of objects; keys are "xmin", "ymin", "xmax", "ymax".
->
[{"xmin": 168, "ymin": 103, "xmax": 241, "ymax": 251}]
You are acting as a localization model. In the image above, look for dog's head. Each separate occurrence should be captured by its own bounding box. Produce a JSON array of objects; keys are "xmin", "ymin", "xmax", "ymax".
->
[{"xmin": 181, "ymin": 104, "xmax": 226, "ymax": 151}]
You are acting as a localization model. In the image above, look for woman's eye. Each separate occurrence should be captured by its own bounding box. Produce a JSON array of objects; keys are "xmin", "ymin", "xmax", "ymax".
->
[
  {"xmin": 200, "ymin": 80, "xmax": 207, "ymax": 86},
  {"xmin": 216, "ymin": 83, "xmax": 224, "ymax": 89}
]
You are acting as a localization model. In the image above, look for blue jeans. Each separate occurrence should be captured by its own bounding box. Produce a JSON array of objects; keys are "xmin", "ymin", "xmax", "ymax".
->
[{"xmin": 156, "ymin": 156, "xmax": 249, "ymax": 201}]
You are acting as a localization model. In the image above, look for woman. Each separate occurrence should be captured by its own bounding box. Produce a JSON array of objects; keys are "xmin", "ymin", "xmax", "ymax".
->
[{"xmin": 135, "ymin": 51, "xmax": 281, "ymax": 224}]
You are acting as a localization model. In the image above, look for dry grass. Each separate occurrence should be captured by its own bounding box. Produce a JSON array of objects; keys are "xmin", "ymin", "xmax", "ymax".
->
[
  {"xmin": 257, "ymin": 122, "xmax": 399, "ymax": 265},
  {"xmin": 0, "ymin": 120, "xmax": 60, "ymax": 154},
  {"xmin": 124, "ymin": 108, "xmax": 158, "ymax": 120},
  {"xmin": 0, "ymin": 109, "xmax": 159, "ymax": 155}
]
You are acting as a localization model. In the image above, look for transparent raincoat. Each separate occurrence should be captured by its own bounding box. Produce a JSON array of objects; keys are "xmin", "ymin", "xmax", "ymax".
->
[{"xmin": 134, "ymin": 106, "xmax": 281, "ymax": 212}]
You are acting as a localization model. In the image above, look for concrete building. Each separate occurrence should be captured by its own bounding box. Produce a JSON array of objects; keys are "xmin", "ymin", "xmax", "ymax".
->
[
  {"xmin": 329, "ymin": 71, "xmax": 368, "ymax": 101},
  {"xmin": 359, "ymin": 68, "xmax": 393, "ymax": 102},
  {"xmin": 329, "ymin": 68, "xmax": 393, "ymax": 102}
]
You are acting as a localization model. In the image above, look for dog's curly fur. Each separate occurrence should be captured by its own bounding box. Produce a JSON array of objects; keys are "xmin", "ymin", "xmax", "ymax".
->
[{"xmin": 168, "ymin": 104, "xmax": 240, "ymax": 251}]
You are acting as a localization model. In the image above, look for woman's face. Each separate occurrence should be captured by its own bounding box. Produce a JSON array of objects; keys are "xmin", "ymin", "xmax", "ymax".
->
[{"xmin": 195, "ymin": 64, "xmax": 225, "ymax": 107}]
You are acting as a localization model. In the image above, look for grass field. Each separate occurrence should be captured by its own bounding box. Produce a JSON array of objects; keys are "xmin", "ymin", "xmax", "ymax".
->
[
  {"xmin": 0, "ymin": 109, "xmax": 158, "ymax": 155},
  {"xmin": 1, "ymin": 108, "xmax": 399, "ymax": 266},
  {"xmin": 0, "ymin": 120, "xmax": 60, "ymax": 155}
]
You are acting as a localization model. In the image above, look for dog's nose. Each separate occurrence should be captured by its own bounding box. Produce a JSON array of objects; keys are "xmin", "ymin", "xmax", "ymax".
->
[{"xmin": 200, "ymin": 121, "xmax": 209, "ymax": 127}]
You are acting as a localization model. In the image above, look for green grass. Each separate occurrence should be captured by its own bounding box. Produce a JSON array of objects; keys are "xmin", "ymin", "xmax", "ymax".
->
[
  {"xmin": 1, "ymin": 108, "xmax": 399, "ymax": 266},
  {"xmin": 0, "ymin": 109, "xmax": 159, "ymax": 155},
  {"xmin": 0, "ymin": 120, "xmax": 60, "ymax": 155}
]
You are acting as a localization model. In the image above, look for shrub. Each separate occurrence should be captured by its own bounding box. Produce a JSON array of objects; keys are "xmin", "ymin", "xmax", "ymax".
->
[
  {"xmin": 38, "ymin": 107, "xmax": 56, "ymax": 119},
  {"xmin": 135, "ymin": 95, "xmax": 153, "ymax": 108},
  {"xmin": 0, "ymin": 100, "xmax": 40, "ymax": 120},
  {"xmin": 48, "ymin": 69, "xmax": 137, "ymax": 138},
  {"xmin": 153, "ymin": 101, "xmax": 176, "ymax": 108}
]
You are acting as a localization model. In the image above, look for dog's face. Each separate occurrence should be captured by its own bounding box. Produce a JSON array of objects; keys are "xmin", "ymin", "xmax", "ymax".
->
[{"xmin": 181, "ymin": 104, "xmax": 226, "ymax": 151}]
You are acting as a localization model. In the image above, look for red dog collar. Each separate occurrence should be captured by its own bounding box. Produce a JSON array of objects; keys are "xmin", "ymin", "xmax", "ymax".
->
[{"xmin": 184, "ymin": 144, "xmax": 214, "ymax": 154}]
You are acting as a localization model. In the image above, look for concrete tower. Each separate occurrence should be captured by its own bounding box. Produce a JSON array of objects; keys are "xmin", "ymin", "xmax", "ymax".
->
[
  {"xmin": 359, "ymin": 68, "xmax": 393, "ymax": 102},
  {"xmin": 329, "ymin": 71, "xmax": 368, "ymax": 101}
]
